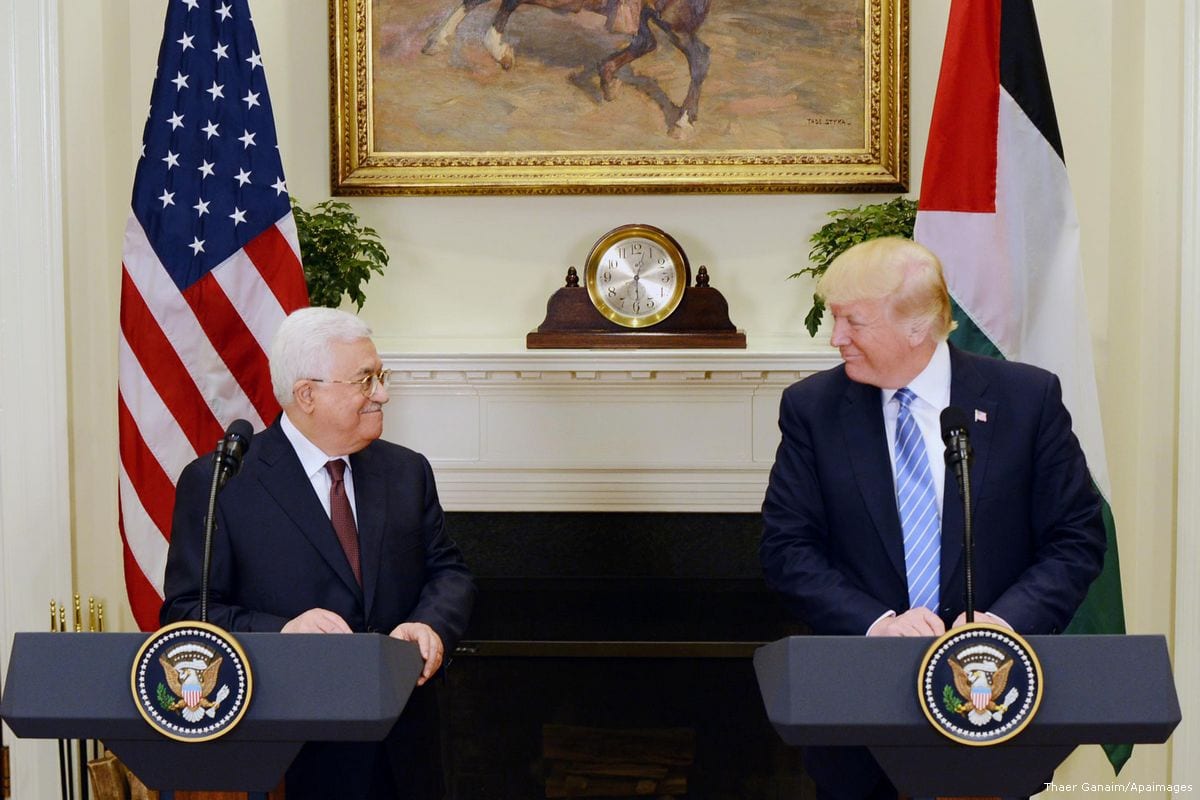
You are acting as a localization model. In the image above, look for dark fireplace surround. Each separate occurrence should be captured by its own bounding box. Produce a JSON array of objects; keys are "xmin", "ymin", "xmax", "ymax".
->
[{"xmin": 441, "ymin": 512, "xmax": 811, "ymax": 799}]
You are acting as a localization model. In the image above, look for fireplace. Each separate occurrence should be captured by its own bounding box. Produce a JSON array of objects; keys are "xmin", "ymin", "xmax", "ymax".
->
[
  {"xmin": 378, "ymin": 347, "xmax": 836, "ymax": 798},
  {"xmin": 440, "ymin": 512, "xmax": 812, "ymax": 799}
]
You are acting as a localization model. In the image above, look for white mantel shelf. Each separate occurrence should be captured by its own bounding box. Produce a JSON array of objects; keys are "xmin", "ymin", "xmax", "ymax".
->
[
  {"xmin": 379, "ymin": 346, "xmax": 839, "ymax": 376},
  {"xmin": 377, "ymin": 345, "xmax": 841, "ymax": 513}
]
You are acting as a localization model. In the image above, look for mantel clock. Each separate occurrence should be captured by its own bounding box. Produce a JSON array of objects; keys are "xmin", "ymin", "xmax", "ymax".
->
[{"xmin": 527, "ymin": 224, "xmax": 745, "ymax": 349}]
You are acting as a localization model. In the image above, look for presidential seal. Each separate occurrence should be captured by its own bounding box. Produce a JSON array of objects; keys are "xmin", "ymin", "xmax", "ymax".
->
[
  {"xmin": 917, "ymin": 623, "xmax": 1042, "ymax": 746},
  {"xmin": 131, "ymin": 621, "xmax": 252, "ymax": 742}
]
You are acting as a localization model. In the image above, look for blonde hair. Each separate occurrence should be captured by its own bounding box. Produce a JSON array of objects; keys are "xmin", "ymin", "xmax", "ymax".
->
[{"xmin": 815, "ymin": 236, "xmax": 956, "ymax": 340}]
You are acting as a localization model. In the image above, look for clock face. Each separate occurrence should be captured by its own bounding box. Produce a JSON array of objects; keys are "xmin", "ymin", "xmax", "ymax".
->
[{"xmin": 584, "ymin": 226, "xmax": 688, "ymax": 328}]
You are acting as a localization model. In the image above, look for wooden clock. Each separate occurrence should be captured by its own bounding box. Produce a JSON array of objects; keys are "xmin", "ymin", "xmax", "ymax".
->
[{"xmin": 526, "ymin": 224, "xmax": 746, "ymax": 349}]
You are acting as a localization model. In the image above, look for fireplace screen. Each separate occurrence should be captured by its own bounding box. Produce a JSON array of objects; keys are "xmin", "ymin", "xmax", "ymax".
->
[{"xmin": 440, "ymin": 512, "xmax": 812, "ymax": 799}]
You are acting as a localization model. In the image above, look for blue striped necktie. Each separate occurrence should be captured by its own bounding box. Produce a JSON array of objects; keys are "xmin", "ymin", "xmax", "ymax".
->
[{"xmin": 893, "ymin": 387, "xmax": 940, "ymax": 612}]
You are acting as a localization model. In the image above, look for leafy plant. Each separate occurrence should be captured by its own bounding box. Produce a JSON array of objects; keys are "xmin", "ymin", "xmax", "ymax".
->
[
  {"xmin": 291, "ymin": 199, "xmax": 390, "ymax": 310},
  {"xmin": 788, "ymin": 197, "xmax": 917, "ymax": 336}
]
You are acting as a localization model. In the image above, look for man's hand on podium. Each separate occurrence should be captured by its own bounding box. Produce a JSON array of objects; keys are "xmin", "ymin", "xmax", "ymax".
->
[
  {"xmin": 281, "ymin": 607, "xmax": 353, "ymax": 633},
  {"xmin": 390, "ymin": 622, "xmax": 444, "ymax": 686},
  {"xmin": 867, "ymin": 607, "xmax": 946, "ymax": 637},
  {"xmin": 950, "ymin": 610, "xmax": 1011, "ymax": 630}
]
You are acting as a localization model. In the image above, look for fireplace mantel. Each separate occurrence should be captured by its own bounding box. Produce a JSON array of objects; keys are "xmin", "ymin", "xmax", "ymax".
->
[{"xmin": 379, "ymin": 346, "xmax": 840, "ymax": 512}]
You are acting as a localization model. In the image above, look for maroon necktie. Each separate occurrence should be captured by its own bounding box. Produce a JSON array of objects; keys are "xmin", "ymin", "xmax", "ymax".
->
[{"xmin": 324, "ymin": 459, "xmax": 361, "ymax": 585}]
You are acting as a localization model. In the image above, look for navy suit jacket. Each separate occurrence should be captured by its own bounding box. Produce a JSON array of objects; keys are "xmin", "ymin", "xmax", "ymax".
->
[
  {"xmin": 161, "ymin": 419, "xmax": 475, "ymax": 798},
  {"xmin": 760, "ymin": 346, "xmax": 1106, "ymax": 798}
]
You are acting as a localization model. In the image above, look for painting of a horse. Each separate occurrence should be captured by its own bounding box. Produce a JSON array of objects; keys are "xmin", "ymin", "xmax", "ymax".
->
[
  {"xmin": 422, "ymin": 0, "xmax": 712, "ymax": 135},
  {"xmin": 333, "ymin": 0, "xmax": 905, "ymax": 193}
]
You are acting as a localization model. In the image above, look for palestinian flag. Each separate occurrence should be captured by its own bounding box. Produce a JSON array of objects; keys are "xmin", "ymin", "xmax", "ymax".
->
[{"xmin": 913, "ymin": 0, "xmax": 1130, "ymax": 772}]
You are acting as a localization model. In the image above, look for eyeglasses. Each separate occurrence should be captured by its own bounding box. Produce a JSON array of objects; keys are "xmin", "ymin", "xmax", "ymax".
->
[{"xmin": 307, "ymin": 369, "xmax": 392, "ymax": 397}]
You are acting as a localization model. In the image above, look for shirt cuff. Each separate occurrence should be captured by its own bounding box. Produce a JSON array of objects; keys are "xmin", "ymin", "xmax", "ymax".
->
[
  {"xmin": 865, "ymin": 609, "xmax": 896, "ymax": 636},
  {"xmin": 983, "ymin": 611, "xmax": 1012, "ymax": 630}
]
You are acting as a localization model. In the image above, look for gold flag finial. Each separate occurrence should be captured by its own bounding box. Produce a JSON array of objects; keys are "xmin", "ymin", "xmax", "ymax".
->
[
  {"xmin": 57, "ymin": 605, "xmax": 66, "ymax": 633},
  {"xmin": 88, "ymin": 597, "xmax": 96, "ymax": 632},
  {"xmin": 97, "ymin": 601, "xmax": 105, "ymax": 633},
  {"xmin": 50, "ymin": 600, "xmax": 57, "ymax": 632},
  {"xmin": 73, "ymin": 594, "xmax": 82, "ymax": 633}
]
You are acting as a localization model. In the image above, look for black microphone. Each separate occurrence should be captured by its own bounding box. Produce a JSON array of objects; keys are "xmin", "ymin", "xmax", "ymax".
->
[
  {"xmin": 213, "ymin": 418, "xmax": 254, "ymax": 489},
  {"xmin": 940, "ymin": 406, "xmax": 972, "ymax": 482},
  {"xmin": 202, "ymin": 419, "xmax": 254, "ymax": 623},
  {"xmin": 940, "ymin": 406, "xmax": 976, "ymax": 623}
]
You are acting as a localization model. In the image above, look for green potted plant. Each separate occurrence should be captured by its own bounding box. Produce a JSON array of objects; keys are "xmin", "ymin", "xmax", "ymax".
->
[
  {"xmin": 291, "ymin": 198, "xmax": 390, "ymax": 310},
  {"xmin": 789, "ymin": 196, "xmax": 917, "ymax": 336}
]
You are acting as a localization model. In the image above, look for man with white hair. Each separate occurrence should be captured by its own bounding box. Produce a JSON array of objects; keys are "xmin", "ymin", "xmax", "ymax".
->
[
  {"xmin": 760, "ymin": 237, "xmax": 1106, "ymax": 799},
  {"xmin": 162, "ymin": 306, "xmax": 475, "ymax": 800}
]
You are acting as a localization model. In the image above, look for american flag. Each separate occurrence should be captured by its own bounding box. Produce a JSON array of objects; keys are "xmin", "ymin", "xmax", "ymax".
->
[{"xmin": 119, "ymin": 0, "xmax": 308, "ymax": 631}]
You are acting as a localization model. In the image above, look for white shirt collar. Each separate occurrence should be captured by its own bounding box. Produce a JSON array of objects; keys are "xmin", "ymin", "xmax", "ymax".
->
[
  {"xmin": 881, "ymin": 339, "xmax": 951, "ymax": 410},
  {"xmin": 280, "ymin": 411, "xmax": 350, "ymax": 480}
]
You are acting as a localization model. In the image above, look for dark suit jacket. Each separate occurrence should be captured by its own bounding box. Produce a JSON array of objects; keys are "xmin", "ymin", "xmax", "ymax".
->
[
  {"xmin": 759, "ymin": 345, "xmax": 1106, "ymax": 798},
  {"xmin": 161, "ymin": 419, "xmax": 475, "ymax": 799}
]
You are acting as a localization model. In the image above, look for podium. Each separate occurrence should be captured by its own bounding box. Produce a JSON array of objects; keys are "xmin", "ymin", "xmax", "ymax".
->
[
  {"xmin": 0, "ymin": 632, "xmax": 424, "ymax": 792},
  {"xmin": 754, "ymin": 635, "xmax": 1181, "ymax": 797}
]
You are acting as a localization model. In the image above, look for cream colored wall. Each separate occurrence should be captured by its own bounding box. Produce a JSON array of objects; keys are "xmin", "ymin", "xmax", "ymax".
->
[
  {"xmin": 1048, "ymin": 1, "xmax": 1182, "ymax": 793},
  {"xmin": 57, "ymin": 0, "xmax": 1183, "ymax": 794},
  {"xmin": 60, "ymin": 1, "xmax": 134, "ymax": 634}
]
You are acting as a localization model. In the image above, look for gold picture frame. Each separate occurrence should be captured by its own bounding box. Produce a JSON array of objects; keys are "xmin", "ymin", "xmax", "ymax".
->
[{"xmin": 330, "ymin": 0, "xmax": 908, "ymax": 195}]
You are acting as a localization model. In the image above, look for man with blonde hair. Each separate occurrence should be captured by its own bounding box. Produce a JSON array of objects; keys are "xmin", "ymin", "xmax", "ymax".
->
[{"xmin": 760, "ymin": 237, "xmax": 1105, "ymax": 799}]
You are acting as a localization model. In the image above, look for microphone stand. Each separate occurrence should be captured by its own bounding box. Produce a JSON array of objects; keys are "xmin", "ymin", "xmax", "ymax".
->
[
  {"xmin": 947, "ymin": 432, "xmax": 975, "ymax": 623},
  {"xmin": 200, "ymin": 451, "xmax": 226, "ymax": 624},
  {"xmin": 200, "ymin": 424, "xmax": 252, "ymax": 623}
]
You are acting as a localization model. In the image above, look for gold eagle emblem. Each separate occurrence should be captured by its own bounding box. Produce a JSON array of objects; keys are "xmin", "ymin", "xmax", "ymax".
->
[
  {"xmin": 949, "ymin": 645, "xmax": 1020, "ymax": 726},
  {"xmin": 160, "ymin": 652, "xmax": 229, "ymax": 722}
]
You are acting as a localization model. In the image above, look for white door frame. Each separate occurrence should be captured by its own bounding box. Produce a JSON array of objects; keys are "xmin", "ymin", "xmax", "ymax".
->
[
  {"xmin": 0, "ymin": 0, "xmax": 75, "ymax": 795},
  {"xmin": 1173, "ymin": 1, "xmax": 1200, "ymax": 790}
]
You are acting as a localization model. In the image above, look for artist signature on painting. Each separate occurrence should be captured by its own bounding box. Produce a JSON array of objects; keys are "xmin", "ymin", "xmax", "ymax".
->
[{"xmin": 806, "ymin": 117, "xmax": 850, "ymax": 127}]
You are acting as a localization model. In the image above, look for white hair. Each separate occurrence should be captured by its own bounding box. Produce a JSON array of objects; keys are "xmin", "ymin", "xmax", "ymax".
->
[{"xmin": 270, "ymin": 307, "xmax": 373, "ymax": 406}]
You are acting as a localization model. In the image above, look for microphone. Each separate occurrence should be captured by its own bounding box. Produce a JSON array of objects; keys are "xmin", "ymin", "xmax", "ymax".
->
[
  {"xmin": 201, "ymin": 420, "xmax": 254, "ymax": 623},
  {"xmin": 214, "ymin": 418, "xmax": 254, "ymax": 489},
  {"xmin": 940, "ymin": 406, "xmax": 976, "ymax": 623}
]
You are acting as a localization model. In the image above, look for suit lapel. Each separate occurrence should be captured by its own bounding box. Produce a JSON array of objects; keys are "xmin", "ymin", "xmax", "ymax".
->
[
  {"xmin": 254, "ymin": 423, "xmax": 363, "ymax": 599},
  {"xmin": 840, "ymin": 379, "xmax": 908, "ymax": 586},
  {"xmin": 942, "ymin": 347, "xmax": 997, "ymax": 601},
  {"xmin": 350, "ymin": 445, "xmax": 386, "ymax": 619}
]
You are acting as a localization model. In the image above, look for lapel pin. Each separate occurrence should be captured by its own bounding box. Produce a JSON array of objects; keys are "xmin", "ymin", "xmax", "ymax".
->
[{"xmin": 974, "ymin": 409, "xmax": 988, "ymax": 423}]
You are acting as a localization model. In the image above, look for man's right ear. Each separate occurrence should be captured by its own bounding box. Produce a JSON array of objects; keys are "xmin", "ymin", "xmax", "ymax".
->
[{"xmin": 906, "ymin": 317, "xmax": 933, "ymax": 347}]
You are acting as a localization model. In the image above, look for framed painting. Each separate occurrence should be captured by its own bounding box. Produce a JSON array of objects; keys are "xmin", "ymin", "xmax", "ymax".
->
[{"xmin": 330, "ymin": 0, "xmax": 908, "ymax": 194}]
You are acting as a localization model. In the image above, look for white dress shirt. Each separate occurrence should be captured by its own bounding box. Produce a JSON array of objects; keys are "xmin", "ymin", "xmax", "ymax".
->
[
  {"xmin": 865, "ymin": 340, "xmax": 951, "ymax": 634},
  {"xmin": 880, "ymin": 339, "xmax": 951, "ymax": 516},
  {"xmin": 280, "ymin": 411, "xmax": 359, "ymax": 525}
]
